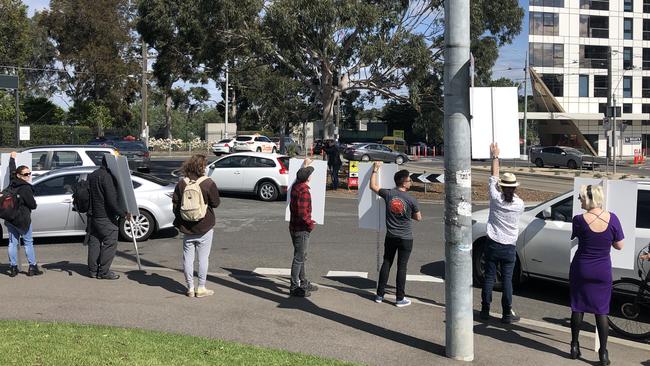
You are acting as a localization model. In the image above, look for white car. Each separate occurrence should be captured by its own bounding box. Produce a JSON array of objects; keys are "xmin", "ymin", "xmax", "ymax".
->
[
  {"xmin": 205, "ymin": 152, "xmax": 289, "ymax": 201},
  {"xmin": 211, "ymin": 138, "xmax": 235, "ymax": 156},
  {"xmin": 233, "ymin": 135, "xmax": 277, "ymax": 153},
  {"xmin": 471, "ymin": 184, "xmax": 649, "ymax": 287},
  {"xmin": 21, "ymin": 145, "xmax": 119, "ymax": 177}
]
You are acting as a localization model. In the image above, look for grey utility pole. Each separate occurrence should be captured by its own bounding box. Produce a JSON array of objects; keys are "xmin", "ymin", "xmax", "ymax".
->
[
  {"xmin": 607, "ymin": 47, "xmax": 613, "ymax": 174},
  {"xmin": 15, "ymin": 72, "xmax": 20, "ymax": 147},
  {"xmin": 523, "ymin": 51, "xmax": 529, "ymax": 157},
  {"xmin": 141, "ymin": 41, "xmax": 149, "ymax": 149},
  {"xmin": 444, "ymin": 0, "xmax": 474, "ymax": 361},
  {"xmin": 225, "ymin": 66, "xmax": 229, "ymax": 139}
]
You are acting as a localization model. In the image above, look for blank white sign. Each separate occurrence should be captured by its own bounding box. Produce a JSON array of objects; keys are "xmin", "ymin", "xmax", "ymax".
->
[
  {"xmin": 285, "ymin": 159, "xmax": 327, "ymax": 225},
  {"xmin": 470, "ymin": 87, "xmax": 520, "ymax": 159},
  {"xmin": 357, "ymin": 163, "xmax": 398, "ymax": 231},
  {"xmin": 605, "ymin": 180, "xmax": 637, "ymax": 270},
  {"xmin": 0, "ymin": 153, "xmax": 32, "ymax": 190}
]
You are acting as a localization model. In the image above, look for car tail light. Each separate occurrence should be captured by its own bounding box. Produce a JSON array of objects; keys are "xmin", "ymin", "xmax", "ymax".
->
[
  {"xmin": 144, "ymin": 151, "xmax": 150, "ymax": 158},
  {"xmin": 246, "ymin": 141, "xmax": 254, "ymax": 144},
  {"xmin": 225, "ymin": 143, "xmax": 229, "ymax": 148},
  {"xmin": 278, "ymin": 160, "xmax": 288, "ymax": 175}
]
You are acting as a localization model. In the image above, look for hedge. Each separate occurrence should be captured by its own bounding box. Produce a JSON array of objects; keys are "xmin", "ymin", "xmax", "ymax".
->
[{"xmin": 0, "ymin": 124, "xmax": 96, "ymax": 147}]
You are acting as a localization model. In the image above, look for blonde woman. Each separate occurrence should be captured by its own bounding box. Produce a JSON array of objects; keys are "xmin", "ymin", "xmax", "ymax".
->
[{"xmin": 569, "ymin": 184, "xmax": 624, "ymax": 365}]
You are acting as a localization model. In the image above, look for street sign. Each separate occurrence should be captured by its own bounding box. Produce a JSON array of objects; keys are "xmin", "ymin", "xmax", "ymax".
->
[
  {"xmin": 19, "ymin": 126, "xmax": 30, "ymax": 141},
  {"xmin": 0, "ymin": 75, "xmax": 18, "ymax": 89},
  {"xmin": 624, "ymin": 136, "xmax": 642, "ymax": 144},
  {"xmin": 348, "ymin": 160, "xmax": 359, "ymax": 188},
  {"xmin": 393, "ymin": 130, "xmax": 405, "ymax": 139},
  {"xmin": 410, "ymin": 173, "xmax": 445, "ymax": 184},
  {"xmin": 602, "ymin": 118, "xmax": 611, "ymax": 131}
]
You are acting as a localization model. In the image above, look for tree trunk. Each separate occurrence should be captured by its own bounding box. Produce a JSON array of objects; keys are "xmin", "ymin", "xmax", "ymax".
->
[
  {"xmin": 230, "ymin": 88, "xmax": 237, "ymax": 126},
  {"xmin": 321, "ymin": 65, "xmax": 335, "ymax": 139},
  {"xmin": 165, "ymin": 94, "xmax": 172, "ymax": 139}
]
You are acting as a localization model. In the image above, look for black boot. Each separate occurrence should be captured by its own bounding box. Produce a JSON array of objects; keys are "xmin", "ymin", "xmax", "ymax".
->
[
  {"xmin": 27, "ymin": 264, "xmax": 43, "ymax": 276},
  {"xmin": 598, "ymin": 349, "xmax": 610, "ymax": 366},
  {"xmin": 9, "ymin": 266, "xmax": 18, "ymax": 277},
  {"xmin": 569, "ymin": 341, "xmax": 581, "ymax": 359}
]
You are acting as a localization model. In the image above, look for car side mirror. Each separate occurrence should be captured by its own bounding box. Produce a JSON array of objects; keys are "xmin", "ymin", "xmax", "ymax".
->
[{"xmin": 542, "ymin": 208, "xmax": 552, "ymax": 219}]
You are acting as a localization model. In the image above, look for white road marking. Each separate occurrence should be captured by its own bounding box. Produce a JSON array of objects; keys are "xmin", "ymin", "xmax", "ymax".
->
[
  {"xmin": 252, "ymin": 268, "xmax": 291, "ymax": 276},
  {"xmin": 406, "ymin": 275, "xmax": 444, "ymax": 283},
  {"xmin": 326, "ymin": 271, "xmax": 368, "ymax": 278}
]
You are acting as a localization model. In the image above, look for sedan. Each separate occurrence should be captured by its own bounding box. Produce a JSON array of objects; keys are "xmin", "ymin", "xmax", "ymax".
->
[
  {"xmin": 211, "ymin": 138, "xmax": 235, "ymax": 156},
  {"xmin": 5, "ymin": 167, "xmax": 176, "ymax": 242},
  {"xmin": 529, "ymin": 146, "xmax": 603, "ymax": 169},
  {"xmin": 112, "ymin": 140, "xmax": 151, "ymax": 172},
  {"xmin": 205, "ymin": 152, "xmax": 289, "ymax": 201},
  {"xmin": 343, "ymin": 143, "xmax": 408, "ymax": 165}
]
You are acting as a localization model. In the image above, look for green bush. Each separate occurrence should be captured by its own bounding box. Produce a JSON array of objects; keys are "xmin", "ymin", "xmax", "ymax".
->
[{"xmin": 0, "ymin": 124, "xmax": 95, "ymax": 147}]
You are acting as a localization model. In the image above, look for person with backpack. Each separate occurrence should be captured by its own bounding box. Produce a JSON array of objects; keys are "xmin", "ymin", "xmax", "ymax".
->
[
  {"xmin": 172, "ymin": 154, "xmax": 220, "ymax": 298},
  {"xmin": 5, "ymin": 151, "xmax": 42, "ymax": 277},
  {"xmin": 86, "ymin": 156, "xmax": 129, "ymax": 280}
]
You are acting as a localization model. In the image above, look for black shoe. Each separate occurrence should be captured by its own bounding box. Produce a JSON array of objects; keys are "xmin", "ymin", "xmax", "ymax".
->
[
  {"xmin": 569, "ymin": 341, "xmax": 581, "ymax": 359},
  {"xmin": 303, "ymin": 283, "xmax": 318, "ymax": 292},
  {"xmin": 598, "ymin": 348, "xmax": 610, "ymax": 366},
  {"xmin": 88, "ymin": 271, "xmax": 97, "ymax": 278},
  {"xmin": 27, "ymin": 264, "xmax": 43, "ymax": 277},
  {"xmin": 9, "ymin": 265, "xmax": 18, "ymax": 277},
  {"xmin": 501, "ymin": 309, "xmax": 520, "ymax": 324},
  {"xmin": 97, "ymin": 272, "xmax": 120, "ymax": 280},
  {"xmin": 479, "ymin": 307, "xmax": 490, "ymax": 321},
  {"xmin": 289, "ymin": 287, "xmax": 310, "ymax": 297}
]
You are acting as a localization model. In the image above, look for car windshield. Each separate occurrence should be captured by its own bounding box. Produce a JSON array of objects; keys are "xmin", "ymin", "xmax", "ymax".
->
[
  {"xmin": 523, "ymin": 191, "xmax": 571, "ymax": 212},
  {"xmin": 217, "ymin": 139, "xmax": 231, "ymax": 143},
  {"xmin": 236, "ymin": 136, "xmax": 252, "ymax": 141},
  {"xmin": 131, "ymin": 171, "xmax": 172, "ymax": 186},
  {"xmin": 114, "ymin": 141, "xmax": 146, "ymax": 150},
  {"xmin": 564, "ymin": 148, "xmax": 583, "ymax": 155},
  {"xmin": 277, "ymin": 156, "xmax": 290, "ymax": 168}
]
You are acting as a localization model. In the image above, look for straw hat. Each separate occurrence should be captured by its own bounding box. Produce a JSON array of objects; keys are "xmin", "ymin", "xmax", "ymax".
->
[{"xmin": 499, "ymin": 172, "xmax": 519, "ymax": 187}]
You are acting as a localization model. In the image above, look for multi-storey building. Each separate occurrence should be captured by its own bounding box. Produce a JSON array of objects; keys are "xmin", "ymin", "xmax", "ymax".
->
[{"xmin": 529, "ymin": 0, "xmax": 650, "ymax": 157}]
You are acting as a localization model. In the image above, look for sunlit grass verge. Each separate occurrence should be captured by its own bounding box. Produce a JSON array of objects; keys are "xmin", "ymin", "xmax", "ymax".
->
[{"xmin": 0, "ymin": 320, "xmax": 359, "ymax": 366}]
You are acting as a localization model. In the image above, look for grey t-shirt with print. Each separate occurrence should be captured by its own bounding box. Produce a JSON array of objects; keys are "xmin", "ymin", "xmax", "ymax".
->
[{"xmin": 378, "ymin": 188, "xmax": 420, "ymax": 239}]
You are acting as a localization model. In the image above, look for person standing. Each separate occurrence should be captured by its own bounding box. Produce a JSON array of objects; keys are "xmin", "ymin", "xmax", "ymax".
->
[
  {"xmin": 87, "ymin": 156, "xmax": 129, "ymax": 280},
  {"xmin": 480, "ymin": 143, "xmax": 525, "ymax": 323},
  {"xmin": 370, "ymin": 161, "xmax": 421, "ymax": 307},
  {"xmin": 173, "ymin": 154, "xmax": 220, "ymax": 298},
  {"xmin": 6, "ymin": 151, "xmax": 42, "ymax": 277},
  {"xmin": 288, "ymin": 159, "xmax": 318, "ymax": 297},
  {"xmin": 324, "ymin": 141, "xmax": 342, "ymax": 190},
  {"xmin": 569, "ymin": 184, "xmax": 624, "ymax": 365}
]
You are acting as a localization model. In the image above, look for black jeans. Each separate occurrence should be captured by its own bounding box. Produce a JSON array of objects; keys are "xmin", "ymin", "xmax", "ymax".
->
[
  {"xmin": 377, "ymin": 235, "xmax": 413, "ymax": 301},
  {"xmin": 481, "ymin": 237, "xmax": 516, "ymax": 313},
  {"xmin": 329, "ymin": 165, "xmax": 340, "ymax": 190},
  {"xmin": 290, "ymin": 231, "xmax": 310, "ymax": 290},
  {"xmin": 87, "ymin": 217, "xmax": 119, "ymax": 276}
]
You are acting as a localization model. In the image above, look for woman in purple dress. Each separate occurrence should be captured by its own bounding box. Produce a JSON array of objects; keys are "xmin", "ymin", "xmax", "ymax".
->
[{"xmin": 570, "ymin": 184, "xmax": 624, "ymax": 365}]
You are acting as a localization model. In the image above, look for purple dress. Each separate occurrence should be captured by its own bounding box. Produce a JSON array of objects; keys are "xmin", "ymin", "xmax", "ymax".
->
[{"xmin": 570, "ymin": 212, "xmax": 624, "ymax": 314}]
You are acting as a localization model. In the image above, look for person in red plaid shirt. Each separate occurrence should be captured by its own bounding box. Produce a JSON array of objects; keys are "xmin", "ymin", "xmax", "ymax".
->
[{"xmin": 289, "ymin": 159, "xmax": 318, "ymax": 297}]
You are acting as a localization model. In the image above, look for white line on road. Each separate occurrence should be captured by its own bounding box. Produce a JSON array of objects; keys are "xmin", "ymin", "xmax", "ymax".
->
[
  {"xmin": 252, "ymin": 268, "xmax": 291, "ymax": 276},
  {"xmin": 326, "ymin": 271, "xmax": 368, "ymax": 278},
  {"xmin": 406, "ymin": 275, "xmax": 444, "ymax": 283}
]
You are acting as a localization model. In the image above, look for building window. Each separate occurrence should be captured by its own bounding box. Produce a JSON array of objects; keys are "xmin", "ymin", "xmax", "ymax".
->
[
  {"xmin": 580, "ymin": 45, "xmax": 609, "ymax": 69},
  {"xmin": 643, "ymin": 104, "xmax": 650, "ymax": 114},
  {"xmin": 645, "ymin": 0, "xmax": 650, "ymax": 12},
  {"xmin": 541, "ymin": 74, "xmax": 564, "ymax": 97},
  {"xmin": 643, "ymin": 77, "xmax": 650, "ymax": 97},
  {"xmin": 624, "ymin": 18, "xmax": 634, "ymax": 40},
  {"xmin": 580, "ymin": 15, "xmax": 609, "ymax": 38},
  {"xmin": 643, "ymin": 48, "xmax": 650, "ymax": 70},
  {"xmin": 594, "ymin": 75, "xmax": 609, "ymax": 97},
  {"xmin": 599, "ymin": 103, "xmax": 608, "ymax": 114},
  {"xmin": 531, "ymin": 0, "xmax": 564, "ymax": 6},
  {"xmin": 624, "ymin": 47, "xmax": 634, "ymax": 69},
  {"xmin": 580, "ymin": 0, "xmax": 609, "ymax": 10},
  {"xmin": 529, "ymin": 43, "xmax": 564, "ymax": 67},
  {"xmin": 645, "ymin": 20, "xmax": 650, "ymax": 40},
  {"xmin": 531, "ymin": 12, "xmax": 560, "ymax": 36},
  {"xmin": 624, "ymin": 103, "xmax": 633, "ymax": 113},
  {"xmin": 624, "ymin": 76, "xmax": 633, "ymax": 98},
  {"xmin": 579, "ymin": 75, "xmax": 589, "ymax": 97},
  {"xmin": 625, "ymin": 0, "xmax": 634, "ymax": 11}
]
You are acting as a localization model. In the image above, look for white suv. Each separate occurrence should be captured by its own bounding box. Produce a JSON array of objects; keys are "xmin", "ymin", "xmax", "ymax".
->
[
  {"xmin": 233, "ymin": 135, "xmax": 277, "ymax": 153},
  {"xmin": 22, "ymin": 145, "xmax": 119, "ymax": 177}
]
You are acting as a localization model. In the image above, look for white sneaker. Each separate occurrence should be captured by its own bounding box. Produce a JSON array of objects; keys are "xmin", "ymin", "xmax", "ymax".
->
[
  {"xmin": 186, "ymin": 288, "xmax": 195, "ymax": 297},
  {"xmin": 195, "ymin": 287, "xmax": 214, "ymax": 298}
]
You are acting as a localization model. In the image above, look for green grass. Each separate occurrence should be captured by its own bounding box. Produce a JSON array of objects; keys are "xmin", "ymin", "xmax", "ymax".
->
[{"xmin": 0, "ymin": 320, "xmax": 358, "ymax": 366}]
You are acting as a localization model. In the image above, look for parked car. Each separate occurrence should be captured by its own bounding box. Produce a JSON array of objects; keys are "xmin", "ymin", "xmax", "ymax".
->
[
  {"xmin": 112, "ymin": 140, "xmax": 151, "ymax": 172},
  {"xmin": 270, "ymin": 136, "xmax": 303, "ymax": 155},
  {"xmin": 205, "ymin": 152, "xmax": 289, "ymax": 201},
  {"xmin": 211, "ymin": 138, "xmax": 235, "ymax": 155},
  {"xmin": 471, "ymin": 186, "xmax": 649, "ymax": 287},
  {"xmin": 234, "ymin": 134, "xmax": 277, "ymax": 153},
  {"xmin": 2, "ymin": 167, "xmax": 175, "ymax": 242},
  {"xmin": 381, "ymin": 136, "xmax": 407, "ymax": 154},
  {"xmin": 343, "ymin": 143, "xmax": 409, "ymax": 165},
  {"xmin": 529, "ymin": 146, "xmax": 602, "ymax": 169},
  {"xmin": 21, "ymin": 145, "xmax": 119, "ymax": 177}
]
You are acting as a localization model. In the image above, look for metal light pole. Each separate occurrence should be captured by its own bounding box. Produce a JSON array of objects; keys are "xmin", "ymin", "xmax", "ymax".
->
[
  {"xmin": 523, "ymin": 52, "xmax": 529, "ymax": 157},
  {"xmin": 141, "ymin": 41, "xmax": 149, "ymax": 148},
  {"xmin": 224, "ymin": 66, "xmax": 229, "ymax": 139},
  {"xmin": 444, "ymin": 0, "xmax": 474, "ymax": 361}
]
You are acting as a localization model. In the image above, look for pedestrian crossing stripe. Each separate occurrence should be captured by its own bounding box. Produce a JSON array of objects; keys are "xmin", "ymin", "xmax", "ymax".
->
[
  {"xmin": 253, "ymin": 268, "xmax": 291, "ymax": 276},
  {"xmin": 252, "ymin": 268, "xmax": 444, "ymax": 283},
  {"xmin": 326, "ymin": 271, "xmax": 368, "ymax": 278}
]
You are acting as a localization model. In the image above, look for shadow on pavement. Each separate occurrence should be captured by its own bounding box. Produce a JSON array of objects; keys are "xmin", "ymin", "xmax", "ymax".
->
[
  {"xmin": 420, "ymin": 260, "xmax": 445, "ymax": 279},
  {"xmin": 513, "ymin": 278, "xmax": 571, "ymax": 308},
  {"xmin": 542, "ymin": 316, "xmax": 596, "ymax": 333},
  {"xmin": 210, "ymin": 271, "xmax": 446, "ymax": 356},
  {"xmin": 42, "ymin": 261, "xmax": 90, "ymax": 277},
  {"xmin": 126, "ymin": 270, "xmax": 186, "ymax": 295}
]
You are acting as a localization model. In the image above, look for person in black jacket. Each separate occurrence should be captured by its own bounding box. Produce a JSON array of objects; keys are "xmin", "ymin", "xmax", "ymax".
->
[
  {"xmin": 323, "ymin": 140, "xmax": 342, "ymax": 190},
  {"xmin": 6, "ymin": 151, "xmax": 42, "ymax": 277},
  {"xmin": 86, "ymin": 156, "xmax": 129, "ymax": 280}
]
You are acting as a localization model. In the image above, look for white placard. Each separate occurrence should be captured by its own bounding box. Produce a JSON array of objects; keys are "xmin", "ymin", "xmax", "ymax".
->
[
  {"xmin": 284, "ymin": 159, "xmax": 327, "ymax": 225},
  {"xmin": 19, "ymin": 126, "xmax": 30, "ymax": 141},
  {"xmin": 0, "ymin": 153, "xmax": 32, "ymax": 190},
  {"xmin": 470, "ymin": 87, "xmax": 520, "ymax": 159},
  {"xmin": 357, "ymin": 163, "xmax": 398, "ymax": 230}
]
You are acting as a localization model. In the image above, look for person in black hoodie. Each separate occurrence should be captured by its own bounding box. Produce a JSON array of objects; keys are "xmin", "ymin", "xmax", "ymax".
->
[
  {"xmin": 6, "ymin": 151, "xmax": 42, "ymax": 277},
  {"xmin": 86, "ymin": 156, "xmax": 129, "ymax": 280}
]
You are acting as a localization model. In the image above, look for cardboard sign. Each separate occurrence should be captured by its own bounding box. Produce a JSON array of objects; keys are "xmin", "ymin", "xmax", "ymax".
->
[
  {"xmin": 104, "ymin": 154, "xmax": 139, "ymax": 215},
  {"xmin": 357, "ymin": 163, "xmax": 398, "ymax": 231},
  {"xmin": 0, "ymin": 153, "xmax": 32, "ymax": 190},
  {"xmin": 470, "ymin": 87, "xmax": 520, "ymax": 159},
  {"xmin": 285, "ymin": 159, "xmax": 327, "ymax": 225}
]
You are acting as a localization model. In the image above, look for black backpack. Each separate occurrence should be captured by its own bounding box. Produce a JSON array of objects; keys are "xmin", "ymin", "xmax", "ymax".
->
[
  {"xmin": 0, "ymin": 187, "xmax": 20, "ymax": 221},
  {"xmin": 72, "ymin": 180, "xmax": 91, "ymax": 214}
]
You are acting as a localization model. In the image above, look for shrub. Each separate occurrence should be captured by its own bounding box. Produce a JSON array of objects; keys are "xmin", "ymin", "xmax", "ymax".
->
[{"xmin": 0, "ymin": 124, "xmax": 95, "ymax": 147}]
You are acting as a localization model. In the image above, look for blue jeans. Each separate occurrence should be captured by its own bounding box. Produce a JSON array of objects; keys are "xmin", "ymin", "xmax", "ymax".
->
[
  {"xmin": 7, "ymin": 223, "xmax": 36, "ymax": 266},
  {"xmin": 481, "ymin": 237, "xmax": 516, "ymax": 313}
]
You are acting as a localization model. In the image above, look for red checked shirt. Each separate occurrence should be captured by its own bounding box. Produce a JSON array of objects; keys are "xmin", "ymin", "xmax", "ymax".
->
[{"xmin": 289, "ymin": 181, "xmax": 315, "ymax": 232}]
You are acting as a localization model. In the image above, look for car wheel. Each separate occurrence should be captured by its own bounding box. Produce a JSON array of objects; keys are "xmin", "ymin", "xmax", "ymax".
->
[
  {"xmin": 567, "ymin": 160, "xmax": 577, "ymax": 170},
  {"xmin": 395, "ymin": 155, "xmax": 405, "ymax": 165},
  {"xmin": 534, "ymin": 158, "xmax": 544, "ymax": 168},
  {"xmin": 120, "ymin": 210, "xmax": 155, "ymax": 242},
  {"xmin": 257, "ymin": 181, "xmax": 279, "ymax": 201},
  {"xmin": 256, "ymin": 147, "xmax": 262, "ymax": 152},
  {"xmin": 361, "ymin": 155, "xmax": 370, "ymax": 162}
]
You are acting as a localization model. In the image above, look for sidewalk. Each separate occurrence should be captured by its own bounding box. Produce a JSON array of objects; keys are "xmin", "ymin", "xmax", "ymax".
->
[{"xmin": 2, "ymin": 264, "xmax": 648, "ymax": 365}]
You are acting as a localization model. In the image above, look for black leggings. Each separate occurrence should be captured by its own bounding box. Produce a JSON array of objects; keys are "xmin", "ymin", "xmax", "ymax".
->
[{"xmin": 571, "ymin": 311, "xmax": 608, "ymax": 350}]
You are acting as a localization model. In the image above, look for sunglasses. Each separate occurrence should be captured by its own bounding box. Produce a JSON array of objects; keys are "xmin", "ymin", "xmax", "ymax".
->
[{"xmin": 20, "ymin": 172, "xmax": 32, "ymax": 177}]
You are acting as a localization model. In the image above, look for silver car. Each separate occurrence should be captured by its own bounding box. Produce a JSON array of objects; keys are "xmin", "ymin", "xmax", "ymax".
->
[
  {"xmin": 2, "ymin": 167, "xmax": 175, "ymax": 242},
  {"xmin": 342, "ymin": 143, "xmax": 408, "ymax": 165},
  {"xmin": 471, "ymin": 185, "xmax": 649, "ymax": 287},
  {"xmin": 529, "ymin": 146, "xmax": 603, "ymax": 169}
]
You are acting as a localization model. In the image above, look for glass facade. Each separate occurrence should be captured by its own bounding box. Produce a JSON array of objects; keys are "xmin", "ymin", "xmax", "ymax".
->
[
  {"xmin": 580, "ymin": 15, "xmax": 609, "ymax": 38},
  {"xmin": 579, "ymin": 75, "xmax": 589, "ymax": 97},
  {"xmin": 530, "ymin": 12, "xmax": 560, "ymax": 36},
  {"xmin": 529, "ymin": 43, "xmax": 564, "ymax": 67}
]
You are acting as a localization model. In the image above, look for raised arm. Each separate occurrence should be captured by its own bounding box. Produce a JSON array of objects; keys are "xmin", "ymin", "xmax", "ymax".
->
[
  {"xmin": 490, "ymin": 143, "xmax": 500, "ymax": 177},
  {"xmin": 369, "ymin": 161, "xmax": 381, "ymax": 194}
]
